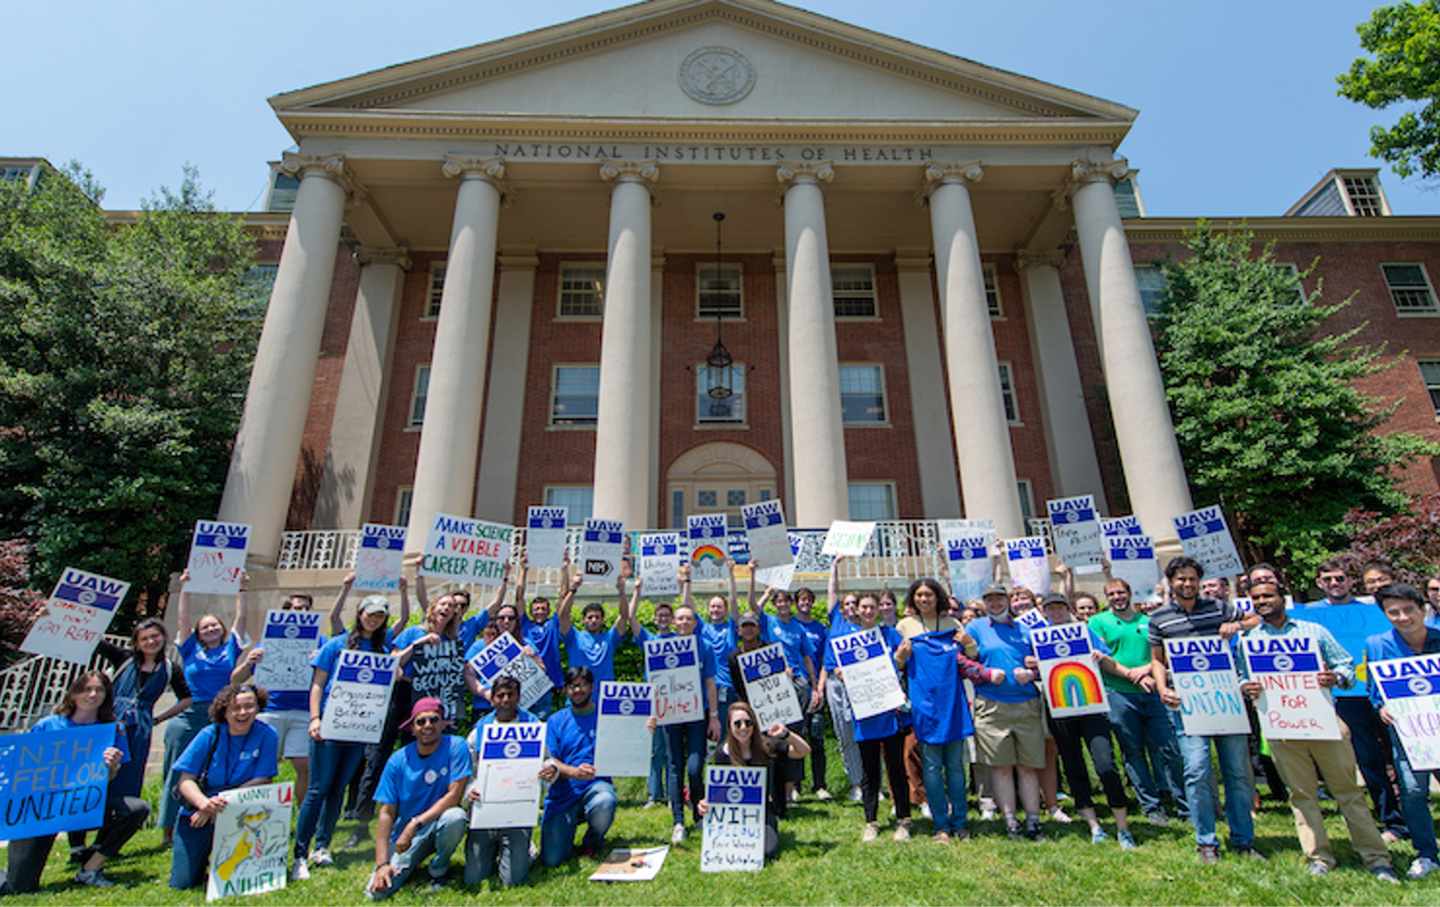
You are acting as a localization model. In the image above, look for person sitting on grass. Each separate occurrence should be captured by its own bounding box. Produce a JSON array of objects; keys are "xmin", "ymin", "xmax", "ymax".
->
[
  {"xmin": 696, "ymin": 701, "xmax": 811, "ymax": 862},
  {"xmin": 464, "ymin": 676, "xmax": 539, "ymax": 888},
  {"xmin": 538, "ymin": 667, "xmax": 618, "ymax": 865}
]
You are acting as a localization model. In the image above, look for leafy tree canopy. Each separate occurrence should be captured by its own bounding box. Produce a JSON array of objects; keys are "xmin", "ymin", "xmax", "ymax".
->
[{"xmin": 1338, "ymin": 0, "xmax": 1440, "ymax": 179}]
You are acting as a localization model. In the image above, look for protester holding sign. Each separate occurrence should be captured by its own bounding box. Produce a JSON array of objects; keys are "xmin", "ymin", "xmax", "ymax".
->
[
  {"xmin": 792, "ymin": 585, "xmax": 833, "ymax": 801},
  {"xmin": 697, "ymin": 701, "xmax": 811, "ymax": 861},
  {"xmin": 558, "ymin": 567, "xmax": 636, "ymax": 684},
  {"xmin": 1366, "ymin": 583, "xmax": 1440, "ymax": 880},
  {"xmin": 539, "ymin": 667, "xmax": 619, "ymax": 866},
  {"xmin": 392, "ymin": 589, "xmax": 468, "ymax": 732},
  {"xmin": 169, "ymin": 684, "xmax": 280, "ymax": 890},
  {"xmin": 3, "ymin": 672, "xmax": 145, "ymax": 892},
  {"xmin": 463, "ymin": 677, "xmax": 539, "ymax": 888},
  {"xmin": 159, "ymin": 569, "xmax": 251, "ymax": 842},
  {"xmin": 628, "ymin": 589, "xmax": 677, "ymax": 809},
  {"xmin": 692, "ymin": 556, "xmax": 744, "ymax": 712},
  {"xmin": 463, "ymin": 603, "xmax": 547, "ymax": 720},
  {"xmin": 514, "ymin": 558, "xmax": 564, "ymax": 716},
  {"xmin": 820, "ymin": 560, "xmax": 867, "ymax": 803}
]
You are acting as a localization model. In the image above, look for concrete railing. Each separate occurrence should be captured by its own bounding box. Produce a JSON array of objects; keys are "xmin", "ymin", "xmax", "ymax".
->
[{"xmin": 0, "ymin": 635, "xmax": 132, "ymax": 731}]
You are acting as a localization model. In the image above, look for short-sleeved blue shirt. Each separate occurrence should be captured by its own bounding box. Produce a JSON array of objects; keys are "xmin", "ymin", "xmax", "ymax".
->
[
  {"xmin": 968, "ymin": 616, "xmax": 1039, "ymax": 703},
  {"xmin": 563, "ymin": 625, "xmax": 626, "ymax": 683},
  {"xmin": 375, "ymin": 735, "xmax": 472, "ymax": 841},
  {"xmin": 542, "ymin": 705, "xmax": 605, "ymax": 811},
  {"xmin": 172, "ymin": 720, "xmax": 279, "ymax": 815},
  {"xmin": 700, "ymin": 619, "xmax": 739, "ymax": 690},
  {"xmin": 311, "ymin": 634, "xmax": 391, "ymax": 714},
  {"xmin": 522, "ymin": 616, "xmax": 564, "ymax": 687},
  {"xmin": 179, "ymin": 633, "xmax": 244, "ymax": 704},
  {"xmin": 761, "ymin": 613, "xmax": 813, "ymax": 677}
]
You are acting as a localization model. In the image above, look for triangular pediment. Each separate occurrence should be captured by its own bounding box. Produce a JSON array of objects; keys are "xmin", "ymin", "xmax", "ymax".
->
[{"xmin": 271, "ymin": 0, "xmax": 1135, "ymax": 137}]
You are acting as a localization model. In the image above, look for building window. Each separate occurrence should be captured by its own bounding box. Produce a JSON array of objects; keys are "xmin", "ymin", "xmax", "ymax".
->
[
  {"xmin": 832, "ymin": 265, "xmax": 877, "ymax": 318},
  {"xmin": 983, "ymin": 263, "xmax": 1003, "ymax": 317},
  {"xmin": 671, "ymin": 489, "xmax": 685, "ymax": 527},
  {"xmin": 839, "ymin": 364, "xmax": 888, "ymax": 424},
  {"xmin": 0, "ymin": 166, "xmax": 33, "ymax": 183},
  {"xmin": 1343, "ymin": 176, "xmax": 1384, "ymax": 216},
  {"xmin": 698, "ymin": 490, "xmax": 718, "ymax": 508},
  {"xmin": 424, "ymin": 264, "xmax": 446, "ymax": 319},
  {"xmin": 697, "ymin": 263, "xmax": 743, "ymax": 320},
  {"xmin": 265, "ymin": 171, "xmax": 299, "ymax": 213},
  {"xmin": 544, "ymin": 486, "xmax": 593, "ymax": 525},
  {"xmin": 408, "ymin": 365, "xmax": 431, "ymax": 428},
  {"xmin": 727, "ymin": 489, "xmax": 747, "ymax": 507},
  {"xmin": 998, "ymin": 362, "xmax": 1020, "ymax": 424},
  {"xmin": 394, "ymin": 487, "xmax": 414, "ymax": 527},
  {"xmin": 558, "ymin": 265, "xmax": 605, "ymax": 319},
  {"xmin": 1134, "ymin": 264, "xmax": 1167, "ymax": 316},
  {"xmin": 696, "ymin": 362, "xmax": 746, "ymax": 424},
  {"xmin": 238, "ymin": 264, "xmax": 278, "ymax": 320},
  {"xmin": 1016, "ymin": 479, "xmax": 1035, "ymax": 523},
  {"xmin": 848, "ymin": 483, "xmax": 897, "ymax": 521},
  {"xmin": 1382, "ymin": 263, "xmax": 1439, "ymax": 315},
  {"xmin": 550, "ymin": 365, "xmax": 600, "ymax": 426},
  {"xmin": 1420, "ymin": 361, "xmax": 1440, "ymax": 416}
]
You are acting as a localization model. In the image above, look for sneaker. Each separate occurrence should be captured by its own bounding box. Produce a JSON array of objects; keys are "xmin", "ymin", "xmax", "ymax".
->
[
  {"xmin": 920, "ymin": 802, "xmax": 933, "ymax": 820},
  {"xmin": 1371, "ymin": 865, "xmax": 1400, "ymax": 884},
  {"xmin": 1024, "ymin": 818, "xmax": 1042, "ymax": 841},
  {"xmin": 1005, "ymin": 818, "xmax": 1022, "ymax": 839},
  {"xmin": 291, "ymin": 858, "xmax": 310, "ymax": 882},
  {"xmin": 788, "ymin": 788, "xmax": 799, "ymax": 804},
  {"xmin": 1144, "ymin": 810, "xmax": 1169, "ymax": 827},
  {"xmin": 1118, "ymin": 830, "xmax": 1136, "ymax": 851},
  {"xmin": 1233, "ymin": 846, "xmax": 1267, "ymax": 862},
  {"xmin": 1408, "ymin": 857, "xmax": 1440, "ymax": 880},
  {"xmin": 1090, "ymin": 828, "xmax": 1109, "ymax": 844},
  {"xmin": 862, "ymin": 823, "xmax": 879, "ymax": 843},
  {"xmin": 1050, "ymin": 807, "xmax": 1073, "ymax": 825},
  {"xmin": 893, "ymin": 820, "xmax": 911, "ymax": 842},
  {"xmin": 642, "ymin": 799, "xmax": 659, "ymax": 810},
  {"xmin": 74, "ymin": 869, "xmax": 115, "ymax": 889},
  {"xmin": 1306, "ymin": 861, "xmax": 1330, "ymax": 877},
  {"xmin": 951, "ymin": 827, "xmax": 970, "ymax": 841},
  {"xmin": 814, "ymin": 788, "xmax": 832, "ymax": 801},
  {"xmin": 310, "ymin": 847, "xmax": 333, "ymax": 867},
  {"xmin": 848, "ymin": 785, "xmax": 863, "ymax": 803},
  {"xmin": 671, "ymin": 823, "xmax": 686, "ymax": 845},
  {"xmin": 932, "ymin": 831, "xmax": 951, "ymax": 844},
  {"xmin": 344, "ymin": 826, "xmax": 369, "ymax": 849},
  {"xmin": 980, "ymin": 806, "xmax": 998, "ymax": 822},
  {"xmin": 1197, "ymin": 844, "xmax": 1221, "ymax": 865},
  {"xmin": 427, "ymin": 873, "xmax": 448, "ymax": 893},
  {"xmin": 1382, "ymin": 829, "xmax": 1403, "ymax": 845}
]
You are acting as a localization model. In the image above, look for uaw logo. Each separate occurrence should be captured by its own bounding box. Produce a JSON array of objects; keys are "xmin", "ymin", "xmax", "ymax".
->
[
  {"xmin": 1273, "ymin": 654, "xmax": 1294, "ymax": 672},
  {"xmin": 619, "ymin": 698, "xmax": 635, "ymax": 716},
  {"xmin": 212, "ymin": 531, "xmax": 230, "ymax": 548},
  {"xmin": 1116, "ymin": 547, "xmax": 1136, "ymax": 560},
  {"xmin": 77, "ymin": 590, "xmax": 97, "ymax": 605},
  {"xmin": 1191, "ymin": 655, "xmax": 1210, "ymax": 672},
  {"xmin": 357, "ymin": 668, "xmax": 374, "ymax": 684},
  {"xmin": 494, "ymin": 653, "xmax": 510, "ymax": 669},
  {"xmin": 852, "ymin": 647, "xmax": 869, "ymax": 662},
  {"xmin": 1053, "ymin": 642, "xmax": 1071, "ymax": 658},
  {"xmin": 665, "ymin": 653, "xmax": 679, "ymax": 670},
  {"xmin": 1410, "ymin": 676, "xmax": 1433, "ymax": 696},
  {"xmin": 284, "ymin": 624, "xmax": 300, "ymax": 639},
  {"xmin": 756, "ymin": 660, "xmax": 772, "ymax": 678},
  {"xmin": 423, "ymin": 770, "xmax": 438, "ymax": 784},
  {"xmin": 1052, "ymin": 510, "xmax": 1075, "ymax": 524},
  {"xmin": 726, "ymin": 785, "xmax": 744, "ymax": 804},
  {"xmin": 503, "ymin": 741, "xmax": 522, "ymax": 759}
]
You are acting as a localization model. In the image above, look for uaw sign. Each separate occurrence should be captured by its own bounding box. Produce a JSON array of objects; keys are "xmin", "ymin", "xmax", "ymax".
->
[
  {"xmin": 1047, "ymin": 495, "xmax": 1102, "ymax": 573},
  {"xmin": 420, "ymin": 513, "xmax": 512, "ymax": 585},
  {"xmin": 594, "ymin": 681, "xmax": 653, "ymax": 777},
  {"xmin": 701, "ymin": 765, "xmax": 766, "ymax": 873},
  {"xmin": 355, "ymin": 524, "xmax": 405, "ymax": 592},
  {"xmin": 1004, "ymin": 537, "xmax": 1051, "ymax": 595},
  {"xmin": 831, "ymin": 628, "xmax": 903, "ymax": 720},
  {"xmin": 22, "ymin": 568, "xmax": 130, "ymax": 664},
  {"xmin": 940, "ymin": 531, "xmax": 990, "ymax": 602},
  {"xmin": 469, "ymin": 634, "xmax": 553, "ymax": 711},
  {"xmin": 741, "ymin": 501, "xmax": 790, "ymax": 568},
  {"xmin": 738, "ymin": 644, "xmax": 802, "ymax": 727},
  {"xmin": 470, "ymin": 721, "xmax": 544, "ymax": 830},
  {"xmin": 185, "ymin": 520, "xmax": 250, "ymax": 595},
  {"xmin": 1241, "ymin": 635, "xmax": 1340, "ymax": 740},
  {"xmin": 1373, "ymin": 654, "xmax": 1440, "ymax": 771},
  {"xmin": 1106, "ymin": 535, "xmax": 1159, "ymax": 601},
  {"xmin": 1164, "ymin": 635, "xmax": 1249, "ymax": 736},
  {"xmin": 320, "ymin": 650, "xmax": 396, "ymax": 744},
  {"xmin": 525, "ymin": 506, "xmax": 568, "ymax": 568},
  {"xmin": 639, "ymin": 532, "xmax": 682, "ymax": 597},
  {"xmin": 582, "ymin": 519, "xmax": 625, "ymax": 584},
  {"xmin": 645, "ymin": 635, "xmax": 703, "ymax": 726},
  {"xmin": 1173, "ymin": 506, "xmax": 1243, "ymax": 579},
  {"xmin": 1101, "ymin": 515, "xmax": 1143, "ymax": 538},
  {"xmin": 253, "ymin": 610, "xmax": 323, "ymax": 700}
]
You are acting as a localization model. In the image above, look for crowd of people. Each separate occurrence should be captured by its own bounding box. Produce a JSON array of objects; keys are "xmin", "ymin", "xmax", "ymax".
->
[{"xmin": 3, "ymin": 544, "xmax": 1440, "ymax": 897}]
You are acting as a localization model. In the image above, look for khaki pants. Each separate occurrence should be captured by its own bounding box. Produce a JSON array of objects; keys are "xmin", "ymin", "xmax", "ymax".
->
[{"xmin": 1269, "ymin": 728, "xmax": 1390, "ymax": 869}]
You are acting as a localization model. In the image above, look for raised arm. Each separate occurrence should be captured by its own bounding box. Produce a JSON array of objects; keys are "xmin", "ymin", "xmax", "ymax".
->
[
  {"xmin": 175, "ymin": 570, "xmax": 193, "ymax": 644},
  {"xmin": 328, "ymin": 573, "xmax": 355, "ymax": 636},
  {"xmin": 679, "ymin": 563, "xmax": 695, "ymax": 612},
  {"xmin": 623, "ymin": 576, "xmax": 642, "ymax": 639},
  {"xmin": 726, "ymin": 557, "xmax": 739, "ymax": 621},
  {"xmin": 486, "ymin": 562, "xmax": 512, "ymax": 619},
  {"xmin": 231, "ymin": 575, "xmax": 250, "ymax": 643},
  {"xmin": 744, "ymin": 563, "xmax": 757, "ymax": 614},
  {"xmin": 557, "ymin": 571, "xmax": 582, "ymax": 636},
  {"xmin": 828, "ymin": 557, "xmax": 843, "ymax": 623},
  {"xmin": 513, "ymin": 558, "xmax": 529, "ymax": 608},
  {"xmin": 1057, "ymin": 563, "xmax": 1074, "ymax": 601}
]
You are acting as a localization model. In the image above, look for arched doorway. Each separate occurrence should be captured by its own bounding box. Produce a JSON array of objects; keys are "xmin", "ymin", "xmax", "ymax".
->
[{"xmin": 666, "ymin": 442, "xmax": 777, "ymax": 528}]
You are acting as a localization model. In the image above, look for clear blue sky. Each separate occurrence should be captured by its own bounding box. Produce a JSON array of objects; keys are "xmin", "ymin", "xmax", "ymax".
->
[{"xmin": 11, "ymin": 0, "xmax": 1432, "ymax": 216}]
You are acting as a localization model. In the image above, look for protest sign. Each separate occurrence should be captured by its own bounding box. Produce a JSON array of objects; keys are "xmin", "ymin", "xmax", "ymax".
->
[
  {"xmin": 738, "ymin": 644, "xmax": 801, "ymax": 727},
  {"xmin": 206, "ymin": 782, "xmax": 293, "ymax": 901},
  {"xmin": 1106, "ymin": 535, "xmax": 1159, "ymax": 601},
  {"xmin": 469, "ymin": 634, "xmax": 553, "ymax": 711},
  {"xmin": 589, "ymin": 846, "xmax": 669, "ymax": 882},
  {"xmin": 639, "ymin": 533, "xmax": 682, "ymax": 597},
  {"xmin": 0, "ymin": 723, "xmax": 112, "ymax": 840},
  {"xmin": 1173, "ymin": 506, "xmax": 1244, "ymax": 579},
  {"xmin": 939, "ymin": 528, "xmax": 991, "ymax": 602},
  {"xmin": 939, "ymin": 518, "xmax": 996, "ymax": 549},
  {"xmin": 420, "ymin": 513, "xmax": 512, "ymax": 586},
  {"xmin": 1241, "ymin": 635, "xmax": 1341, "ymax": 741},
  {"xmin": 1373, "ymin": 653, "xmax": 1440, "ymax": 770},
  {"xmin": 253, "ymin": 610, "xmax": 323, "ymax": 700},
  {"xmin": 354, "ymin": 524, "xmax": 405, "ymax": 592},
  {"xmin": 525, "ymin": 506, "xmax": 569, "ymax": 569},
  {"xmin": 594, "ymin": 681, "xmax": 653, "ymax": 777},
  {"xmin": 700, "ymin": 765, "xmax": 766, "ymax": 872},
  {"xmin": 1047, "ymin": 495, "xmax": 1103, "ymax": 573},
  {"xmin": 645, "ymin": 635, "xmax": 703, "ymax": 726},
  {"xmin": 1164, "ymin": 635, "xmax": 1249, "ymax": 735},
  {"xmin": 1015, "ymin": 609, "xmax": 1048, "ymax": 630},
  {"xmin": 470, "ymin": 721, "xmax": 545, "ymax": 829},
  {"xmin": 1101, "ymin": 515, "xmax": 1144, "ymax": 538},
  {"xmin": 754, "ymin": 533, "xmax": 802, "ymax": 592},
  {"xmin": 185, "ymin": 520, "xmax": 251, "ymax": 595},
  {"xmin": 741, "ymin": 501, "xmax": 790, "ymax": 568},
  {"xmin": 1004, "ymin": 537, "xmax": 1051, "ymax": 595},
  {"xmin": 582, "ymin": 519, "xmax": 625, "ymax": 584},
  {"xmin": 1287, "ymin": 605, "xmax": 1394, "ymax": 698},
  {"xmin": 687, "ymin": 515, "xmax": 730, "ymax": 581},
  {"xmin": 1031, "ymin": 623, "xmax": 1108, "ymax": 718},
  {"xmin": 21, "ymin": 568, "xmax": 130, "ymax": 664},
  {"xmin": 821, "ymin": 520, "xmax": 876, "ymax": 558},
  {"xmin": 319, "ymin": 650, "xmax": 396, "ymax": 744},
  {"xmin": 831, "ymin": 628, "xmax": 904, "ymax": 720}
]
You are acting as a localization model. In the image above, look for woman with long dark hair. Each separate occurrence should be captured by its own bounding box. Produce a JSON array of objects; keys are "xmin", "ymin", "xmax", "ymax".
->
[
  {"xmin": 113, "ymin": 618, "xmax": 192, "ymax": 800},
  {"xmin": 696, "ymin": 701, "xmax": 810, "ymax": 861}
]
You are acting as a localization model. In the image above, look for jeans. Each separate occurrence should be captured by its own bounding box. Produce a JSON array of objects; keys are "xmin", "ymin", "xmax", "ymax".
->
[
  {"xmin": 158, "ymin": 701, "xmax": 211, "ymax": 833},
  {"xmin": 859, "ymin": 732, "xmax": 911, "ymax": 824},
  {"xmin": 803, "ymin": 691, "xmax": 829, "ymax": 792},
  {"xmin": 647, "ymin": 723, "xmax": 669, "ymax": 802},
  {"xmin": 1109, "ymin": 689, "xmax": 1187, "ymax": 817},
  {"xmin": 1168, "ymin": 708, "xmax": 1254, "ymax": 848},
  {"xmin": 666, "ymin": 720, "xmax": 707, "ymax": 825},
  {"xmin": 825, "ymin": 676, "xmax": 864, "ymax": 788},
  {"xmin": 366, "ymin": 807, "xmax": 467, "ymax": 899},
  {"xmin": 1390, "ymin": 728, "xmax": 1439, "ymax": 862},
  {"xmin": 6, "ymin": 794, "xmax": 149, "ymax": 893},
  {"xmin": 170, "ymin": 819, "xmax": 215, "ymax": 889},
  {"xmin": 920, "ymin": 740, "xmax": 968, "ymax": 834},
  {"xmin": 1336, "ymin": 696, "xmax": 1407, "ymax": 835},
  {"xmin": 464, "ymin": 826, "xmax": 532, "ymax": 887},
  {"xmin": 295, "ymin": 739, "xmax": 367, "ymax": 859},
  {"xmin": 540, "ymin": 782, "xmax": 618, "ymax": 866}
]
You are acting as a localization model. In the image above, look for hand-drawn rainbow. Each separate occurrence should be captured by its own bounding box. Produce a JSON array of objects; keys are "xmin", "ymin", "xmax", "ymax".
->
[
  {"xmin": 690, "ymin": 544, "xmax": 727, "ymax": 566},
  {"xmin": 1047, "ymin": 662, "xmax": 1104, "ymax": 710}
]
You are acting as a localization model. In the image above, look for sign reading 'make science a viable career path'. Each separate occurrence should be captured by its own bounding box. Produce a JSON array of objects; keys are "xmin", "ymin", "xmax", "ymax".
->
[
  {"xmin": 320, "ymin": 650, "xmax": 397, "ymax": 744},
  {"xmin": 184, "ymin": 520, "xmax": 251, "ymax": 595},
  {"xmin": 21, "ymin": 567, "xmax": 130, "ymax": 665},
  {"xmin": 0, "ymin": 723, "xmax": 113, "ymax": 840},
  {"xmin": 1165, "ymin": 635, "xmax": 1250, "ymax": 736},
  {"xmin": 1241, "ymin": 634, "xmax": 1341, "ymax": 741},
  {"xmin": 421, "ymin": 513, "xmax": 513, "ymax": 586},
  {"xmin": 354, "ymin": 524, "xmax": 406, "ymax": 592},
  {"xmin": 1373, "ymin": 653, "xmax": 1440, "ymax": 771}
]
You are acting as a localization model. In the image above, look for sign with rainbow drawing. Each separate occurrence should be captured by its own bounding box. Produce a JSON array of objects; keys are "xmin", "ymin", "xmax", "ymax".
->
[
  {"xmin": 687, "ymin": 514, "xmax": 730, "ymax": 578},
  {"xmin": 1030, "ymin": 622, "xmax": 1109, "ymax": 718}
]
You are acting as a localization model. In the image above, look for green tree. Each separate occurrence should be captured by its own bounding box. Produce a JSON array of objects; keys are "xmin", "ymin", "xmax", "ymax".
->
[
  {"xmin": 0, "ymin": 163, "xmax": 261, "ymax": 626},
  {"xmin": 1152, "ymin": 223, "xmax": 1437, "ymax": 579},
  {"xmin": 1338, "ymin": 0, "xmax": 1440, "ymax": 179}
]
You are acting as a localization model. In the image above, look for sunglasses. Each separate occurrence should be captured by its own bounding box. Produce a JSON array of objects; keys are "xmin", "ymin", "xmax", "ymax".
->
[
  {"xmin": 730, "ymin": 718, "xmax": 754, "ymax": 728},
  {"xmin": 412, "ymin": 715, "xmax": 442, "ymax": 727},
  {"xmin": 495, "ymin": 615, "xmax": 516, "ymax": 622}
]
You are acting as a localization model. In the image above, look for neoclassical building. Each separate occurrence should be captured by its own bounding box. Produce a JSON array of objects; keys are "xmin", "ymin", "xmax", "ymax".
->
[{"xmin": 205, "ymin": 0, "xmax": 1440, "ymax": 582}]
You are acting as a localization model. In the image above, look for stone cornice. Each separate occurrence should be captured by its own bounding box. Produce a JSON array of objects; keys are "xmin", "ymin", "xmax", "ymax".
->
[
  {"xmin": 776, "ymin": 161, "xmax": 834, "ymax": 186},
  {"xmin": 102, "ymin": 210, "xmax": 290, "ymax": 242},
  {"xmin": 279, "ymin": 152, "xmax": 354, "ymax": 194},
  {"xmin": 1015, "ymin": 249, "xmax": 1066, "ymax": 271}
]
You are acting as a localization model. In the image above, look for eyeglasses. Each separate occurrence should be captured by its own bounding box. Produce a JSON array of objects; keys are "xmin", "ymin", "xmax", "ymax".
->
[
  {"xmin": 412, "ymin": 715, "xmax": 441, "ymax": 727},
  {"xmin": 730, "ymin": 718, "xmax": 754, "ymax": 728}
]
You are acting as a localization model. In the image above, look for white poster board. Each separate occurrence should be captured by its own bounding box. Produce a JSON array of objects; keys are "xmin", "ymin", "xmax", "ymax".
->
[
  {"xmin": 741, "ymin": 501, "xmax": 790, "ymax": 568},
  {"xmin": 582, "ymin": 519, "xmax": 625, "ymax": 585},
  {"xmin": 939, "ymin": 530, "xmax": 991, "ymax": 602},
  {"xmin": 1373, "ymin": 653, "xmax": 1440, "ymax": 771},
  {"xmin": 185, "ymin": 520, "xmax": 251, "ymax": 595},
  {"xmin": 206, "ymin": 781, "xmax": 293, "ymax": 901},
  {"xmin": 525, "ymin": 506, "xmax": 569, "ymax": 569},
  {"xmin": 588, "ymin": 846, "xmax": 669, "ymax": 882},
  {"xmin": 319, "ymin": 650, "xmax": 397, "ymax": 744},
  {"xmin": 644, "ymin": 635, "xmax": 704, "ymax": 726},
  {"xmin": 753, "ymin": 533, "xmax": 801, "ymax": 592},
  {"xmin": 420, "ymin": 513, "xmax": 512, "ymax": 586},
  {"xmin": 1101, "ymin": 515, "xmax": 1143, "ymax": 538},
  {"xmin": 470, "ymin": 721, "xmax": 544, "ymax": 829},
  {"xmin": 1031, "ymin": 623, "xmax": 1109, "ymax": 718},
  {"xmin": 594, "ymin": 681, "xmax": 653, "ymax": 777},
  {"xmin": 469, "ymin": 634, "xmax": 553, "ymax": 711},
  {"xmin": 639, "ymin": 533, "xmax": 682, "ymax": 598},
  {"xmin": 1164, "ymin": 635, "xmax": 1250, "ymax": 736},
  {"xmin": 938, "ymin": 518, "xmax": 996, "ymax": 549},
  {"xmin": 1047, "ymin": 495, "xmax": 1103, "ymax": 574},
  {"xmin": 354, "ymin": 524, "xmax": 405, "ymax": 592},
  {"xmin": 1241, "ymin": 634, "xmax": 1341, "ymax": 740},
  {"xmin": 1107, "ymin": 534, "xmax": 1160, "ymax": 601},
  {"xmin": 821, "ymin": 520, "xmax": 876, "ymax": 558},
  {"xmin": 830, "ymin": 628, "xmax": 904, "ymax": 720},
  {"xmin": 1173, "ymin": 506, "xmax": 1244, "ymax": 579},
  {"xmin": 737, "ymin": 644, "xmax": 802, "ymax": 727},
  {"xmin": 1015, "ymin": 608, "xmax": 1048, "ymax": 631},
  {"xmin": 1004, "ymin": 537, "xmax": 1051, "ymax": 595},
  {"xmin": 253, "ymin": 610, "xmax": 323, "ymax": 699},
  {"xmin": 21, "ymin": 568, "xmax": 130, "ymax": 664},
  {"xmin": 700, "ymin": 765, "xmax": 766, "ymax": 872}
]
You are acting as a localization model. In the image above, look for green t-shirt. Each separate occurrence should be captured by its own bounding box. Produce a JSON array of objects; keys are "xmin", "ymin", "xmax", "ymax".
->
[{"xmin": 1088, "ymin": 609, "xmax": 1151, "ymax": 694}]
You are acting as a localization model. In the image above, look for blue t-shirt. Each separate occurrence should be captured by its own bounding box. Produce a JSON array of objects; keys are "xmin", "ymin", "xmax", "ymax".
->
[
  {"xmin": 1365, "ymin": 626, "xmax": 1440, "ymax": 707},
  {"xmin": 761, "ymin": 614, "xmax": 813, "ymax": 678},
  {"xmin": 462, "ymin": 637, "xmax": 497, "ymax": 716},
  {"xmin": 905, "ymin": 630, "xmax": 975, "ymax": 745},
  {"xmin": 522, "ymin": 616, "xmax": 563, "ymax": 687},
  {"xmin": 264, "ymin": 633, "xmax": 326, "ymax": 713},
  {"xmin": 825, "ymin": 624, "xmax": 905, "ymax": 741},
  {"xmin": 375, "ymin": 735, "xmax": 472, "ymax": 841},
  {"xmin": 543, "ymin": 705, "xmax": 605, "ymax": 810},
  {"xmin": 179, "ymin": 633, "xmax": 243, "ymax": 704},
  {"xmin": 311, "ymin": 634, "xmax": 391, "ymax": 714},
  {"xmin": 795, "ymin": 616, "xmax": 827, "ymax": 664},
  {"xmin": 459, "ymin": 613, "xmax": 490, "ymax": 652},
  {"xmin": 172, "ymin": 721, "xmax": 279, "ymax": 814},
  {"xmin": 31, "ymin": 715, "xmax": 130, "ymax": 763},
  {"xmin": 563, "ymin": 625, "xmax": 626, "ymax": 683},
  {"xmin": 701, "ymin": 619, "xmax": 739, "ymax": 690},
  {"xmin": 968, "ymin": 616, "xmax": 1038, "ymax": 703}
]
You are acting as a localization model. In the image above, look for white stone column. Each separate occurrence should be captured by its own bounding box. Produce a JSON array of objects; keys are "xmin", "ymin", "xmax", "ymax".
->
[
  {"xmin": 778, "ymin": 163, "xmax": 849, "ymax": 526},
  {"xmin": 648, "ymin": 252, "xmax": 665, "ymax": 528},
  {"xmin": 895, "ymin": 249, "xmax": 962, "ymax": 517},
  {"xmin": 1070, "ymin": 157, "xmax": 1192, "ymax": 540},
  {"xmin": 591, "ymin": 161, "xmax": 656, "ymax": 529},
  {"xmin": 405, "ymin": 157, "xmax": 504, "ymax": 548},
  {"xmin": 219, "ymin": 152, "xmax": 349, "ymax": 562},
  {"xmin": 314, "ymin": 246, "xmax": 410, "ymax": 529},
  {"xmin": 772, "ymin": 252, "xmax": 798, "ymax": 519},
  {"xmin": 924, "ymin": 162, "xmax": 1024, "ymax": 538},
  {"xmin": 473, "ymin": 247, "xmax": 538, "ymax": 522}
]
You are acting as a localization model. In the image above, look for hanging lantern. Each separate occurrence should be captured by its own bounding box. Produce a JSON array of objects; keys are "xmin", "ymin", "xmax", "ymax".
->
[{"xmin": 705, "ymin": 211, "xmax": 734, "ymax": 401}]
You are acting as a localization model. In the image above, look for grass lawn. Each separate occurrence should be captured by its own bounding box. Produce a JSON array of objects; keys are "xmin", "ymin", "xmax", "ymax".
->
[{"xmin": 3, "ymin": 739, "xmax": 1439, "ymax": 907}]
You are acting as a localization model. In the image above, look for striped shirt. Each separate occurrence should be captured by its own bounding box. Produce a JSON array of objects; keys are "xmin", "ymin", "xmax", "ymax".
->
[{"xmin": 1147, "ymin": 596, "xmax": 1240, "ymax": 647}]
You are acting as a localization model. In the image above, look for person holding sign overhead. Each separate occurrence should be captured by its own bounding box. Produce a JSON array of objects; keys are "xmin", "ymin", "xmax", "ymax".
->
[
  {"xmin": 697, "ymin": 701, "xmax": 811, "ymax": 860},
  {"xmin": 558, "ymin": 565, "xmax": 636, "ymax": 684},
  {"xmin": 821, "ymin": 559, "xmax": 869, "ymax": 803},
  {"xmin": 697, "ymin": 556, "xmax": 745, "ymax": 714},
  {"xmin": 392, "ymin": 586, "xmax": 469, "ymax": 737},
  {"xmin": 463, "ymin": 676, "xmax": 539, "ymax": 888},
  {"xmin": 514, "ymin": 556, "xmax": 564, "ymax": 717},
  {"xmin": 538, "ymin": 667, "xmax": 619, "ymax": 866}
]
